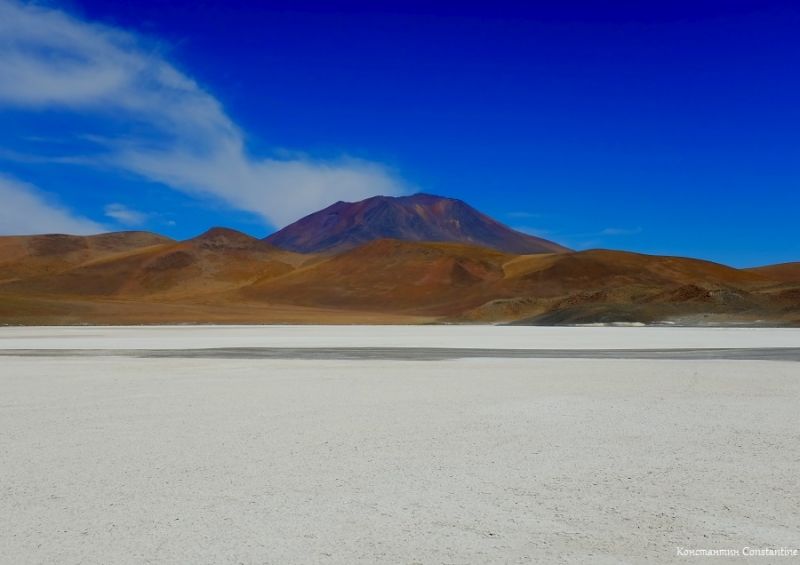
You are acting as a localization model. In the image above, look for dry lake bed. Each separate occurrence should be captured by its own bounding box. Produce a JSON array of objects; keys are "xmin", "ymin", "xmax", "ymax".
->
[{"xmin": 2, "ymin": 326, "xmax": 799, "ymax": 564}]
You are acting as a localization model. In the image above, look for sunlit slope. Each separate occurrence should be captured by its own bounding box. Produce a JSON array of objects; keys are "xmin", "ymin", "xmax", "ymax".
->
[
  {"xmin": 0, "ymin": 230, "xmax": 796, "ymax": 325},
  {"xmin": 0, "ymin": 228, "xmax": 305, "ymax": 299},
  {"xmin": 244, "ymin": 239, "xmax": 514, "ymax": 315},
  {"xmin": 468, "ymin": 250, "xmax": 787, "ymax": 324},
  {"xmin": 746, "ymin": 261, "xmax": 800, "ymax": 283},
  {"xmin": 500, "ymin": 249, "xmax": 769, "ymax": 296},
  {"xmin": 0, "ymin": 231, "xmax": 174, "ymax": 283},
  {"xmin": 242, "ymin": 243, "xmax": 779, "ymax": 318}
]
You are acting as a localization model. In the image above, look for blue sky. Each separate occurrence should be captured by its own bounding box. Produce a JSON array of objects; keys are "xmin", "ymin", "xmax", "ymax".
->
[{"xmin": 0, "ymin": 0, "xmax": 798, "ymax": 267}]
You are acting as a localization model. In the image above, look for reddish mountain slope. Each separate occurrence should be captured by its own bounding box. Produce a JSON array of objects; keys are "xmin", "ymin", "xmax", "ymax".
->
[
  {"xmin": 242, "ymin": 243, "xmax": 777, "ymax": 318},
  {"xmin": 0, "ymin": 231, "xmax": 173, "ymax": 283},
  {"xmin": 264, "ymin": 193, "xmax": 570, "ymax": 255},
  {"xmin": 746, "ymin": 262, "xmax": 800, "ymax": 282},
  {"xmin": 0, "ymin": 223, "xmax": 796, "ymax": 325},
  {"xmin": 454, "ymin": 250, "xmax": 783, "ymax": 324},
  {"xmin": 500, "ymin": 249, "xmax": 769, "ymax": 297},
  {"xmin": 1, "ymin": 228, "xmax": 305, "ymax": 299},
  {"xmin": 244, "ymin": 239, "xmax": 513, "ymax": 315}
]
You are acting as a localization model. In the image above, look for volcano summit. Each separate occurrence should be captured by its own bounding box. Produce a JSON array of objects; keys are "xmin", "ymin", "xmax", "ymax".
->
[{"xmin": 264, "ymin": 193, "xmax": 570, "ymax": 255}]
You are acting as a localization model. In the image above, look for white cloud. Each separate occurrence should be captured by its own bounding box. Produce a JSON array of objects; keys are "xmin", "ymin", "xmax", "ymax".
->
[
  {"xmin": 0, "ymin": 174, "xmax": 105, "ymax": 235},
  {"xmin": 104, "ymin": 203, "xmax": 147, "ymax": 226},
  {"xmin": 511, "ymin": 225, "xmax": 554, "ymax": 238},
  {"xmin": 600, "ymin": 227, "xmax": 642, "ymax": 236},
  {"xmin": 0, "ymin": 0, "xmax": 409, "ymax": 228},
  {"xmin": 507, "ymin": 212, "xmax": 542, "ymax": 219}
]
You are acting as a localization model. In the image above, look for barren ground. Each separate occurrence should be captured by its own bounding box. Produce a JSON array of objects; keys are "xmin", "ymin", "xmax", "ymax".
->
[{"xmin": 1, "ymin": 327, "xmax": 799, "ymax": 564}]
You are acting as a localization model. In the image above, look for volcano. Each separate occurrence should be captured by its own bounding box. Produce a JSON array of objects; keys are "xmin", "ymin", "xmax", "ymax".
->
[
  {"xmin": 264, "ymin": 193, "xmax": 570, "ymax": 255},
  {"xmin": 1, "ymin": 195, "xmax": 798, "ymax": 326}
]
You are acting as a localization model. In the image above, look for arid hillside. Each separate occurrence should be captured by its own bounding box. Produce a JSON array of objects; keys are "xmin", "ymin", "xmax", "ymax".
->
[
  {"xmin": 746, "ymin": 262, "xmax": 800, "ymax": 283},
  {"xmin": 1, "ymin": 228, "xmax": 307, "ymax": 300},
  {"xmin": 1, "ymin": 228, "xmax": 797, "ymax": 325},
  {"xmin": 0, "ymin": 231, "xmax": 174, "ymax": 284},
  {"xmin": 243, "ymin": 239, "xmax": 513, "ymax": 315}
]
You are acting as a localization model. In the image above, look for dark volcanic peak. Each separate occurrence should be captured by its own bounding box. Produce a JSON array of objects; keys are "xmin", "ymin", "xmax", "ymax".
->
[{"xmin": 264, "ymin": 193, "xmax": 570, "ymax": 255}]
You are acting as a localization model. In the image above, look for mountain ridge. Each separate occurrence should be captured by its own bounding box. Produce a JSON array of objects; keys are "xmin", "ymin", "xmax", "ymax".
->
[{"xmin": 0, "ymin": 196, "xmax": 797, "ymax": 326}]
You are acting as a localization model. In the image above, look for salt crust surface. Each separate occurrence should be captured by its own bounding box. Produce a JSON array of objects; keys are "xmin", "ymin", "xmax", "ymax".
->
[
  {"xmin": 2, "ymin": 343, "xmax": 799, "ymax": 564},
  {"xmin": 1, "ymin": 324, "xmax": 800, "ymax": 350}
]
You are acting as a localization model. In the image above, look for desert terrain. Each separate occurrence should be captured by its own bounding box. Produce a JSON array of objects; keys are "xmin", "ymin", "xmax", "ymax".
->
[
  {"xmin": 1, "ymin": 194, "xmax": 798, "ymax": 327},
  {"xmin": 1, "ymin": 230, "xmax": 798, "ymax": 327},
  {"xmin": 4, "ymin": 2, "xmax": 799, "ymax": 563},
  {"xmin": 2, "ymin": 325, "xmax": 799, "ymax": 564}
]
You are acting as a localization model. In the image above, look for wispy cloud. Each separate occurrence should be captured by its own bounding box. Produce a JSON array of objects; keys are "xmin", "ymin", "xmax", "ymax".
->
[
  {"xmin": 600, "ymin": 227, "xmax": 642, "ymax": 236},
  {"xmin": 511, "ymin": 225, "xmax": 554, "ymax": 239},
  {"xmin": 507, "ymin": 212, "xmax": 543, "ymax": 219},
  {"xmin": 103, "ymin": 203, "xmax": 147, "ymax": 226},
  {"xmin": 511, "ymin": 224, "xmax": 643, "ymax": 251},
  {"xmin": 557, "ymin": 227, "xmax": 643, "ymax": 239},
  {"xmin": 558, "ymin": 227, "xmax": 644, "ymax": 250},
  {"xmin": 0, "ymin": 174, "xmax": 105, "ymax": 235},
  {"xmin": 0, "ymin": 0, "xmax": 409, "ymax": 228}
]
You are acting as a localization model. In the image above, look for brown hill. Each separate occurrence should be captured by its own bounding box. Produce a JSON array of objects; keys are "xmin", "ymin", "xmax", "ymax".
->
[
  {"xmin": 241, "ymin": 243, "xmax": 778, "ymax": 319},
  {"xmin": 264, "ymin": 193, "xmax": 570, "ymax": 255},
  {"xmin": 0, "ymin": 228, "xmax": 306, "ymax": 300},
  {"xmin": 0, "ymin": 228, "xmax": 796, "ymax": 326},
  {"xmin": 746, "ymin": 262, "xmax": 800, "ymax": 282},
  {"xmin": 499, "ymin": 249, "xmax": 769, "ymax": 297},
  {"xmin": 243, "ymin": 239, "xmax": 513, "ymax": 315},
  {"xmin": 0, "ymin": 231, "xmax": 173, "ymax": 283},
  {"xmin": 461, "ymin": 250, "xmax": 780, "ymax": 325}
]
